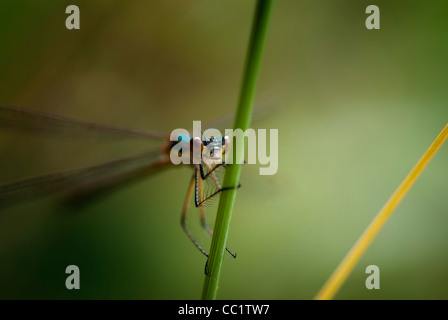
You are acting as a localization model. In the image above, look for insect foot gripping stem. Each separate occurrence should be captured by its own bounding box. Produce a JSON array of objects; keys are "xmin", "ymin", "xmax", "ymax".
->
[
  {"xmin": 221, "ymin": 184, "xmax": 242, "ymax": 192},
  {"xmin": 204, "ymin": 258, "xmax": 209, "ymax": 276},
  {"xmin": 204, "ymin": 248, "xmax": 237, "ymax": 276}
]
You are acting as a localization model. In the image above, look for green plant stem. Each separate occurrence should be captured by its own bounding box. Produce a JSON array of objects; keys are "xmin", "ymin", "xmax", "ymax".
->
[{"xmin": 201, "ymin": 0, "xmax": 273, "ymax": 300}]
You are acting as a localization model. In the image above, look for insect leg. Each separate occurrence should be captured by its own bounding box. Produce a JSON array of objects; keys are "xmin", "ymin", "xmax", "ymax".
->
[
  {"xmin": 181, "ymin": 172, "xmax": 209, "ymax": 257},
  {"xmin": 197, "ymin": 168, "xmax": 237, "ymax": 259},
  {"xmin": 199, "ymin": 162, "xmax": 226, "ymax": 180},
  {"xmin": 195, "ymin": 184, "xmax": 241, "ymax": 208},
  {"xmin": 199, "ymin": 205, "xmax": 213, "ymax": 236}
]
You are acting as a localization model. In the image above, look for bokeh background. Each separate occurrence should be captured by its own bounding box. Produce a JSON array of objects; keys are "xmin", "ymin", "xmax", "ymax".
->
[{"xmin": 0, "ymin": 0, "xmax": 447, "ymax": 299}]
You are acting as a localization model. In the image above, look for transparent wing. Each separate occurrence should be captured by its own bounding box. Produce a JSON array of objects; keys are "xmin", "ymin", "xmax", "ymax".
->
[
  {"xmin": 0, "ymin": 104, "xmax": 166, "ymax": 140},
  {"xmin": 0, "ymin": 147, "xmax": 170, "ymax": 209}
]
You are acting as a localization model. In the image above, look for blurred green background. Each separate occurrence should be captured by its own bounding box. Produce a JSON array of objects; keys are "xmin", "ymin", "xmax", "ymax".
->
[{"xmin": 0, "ymin": 0, "xmax": 447, "ymax": 299}]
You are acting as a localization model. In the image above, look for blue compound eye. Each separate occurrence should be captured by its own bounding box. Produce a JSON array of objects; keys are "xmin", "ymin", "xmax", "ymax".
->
[{"xmin": 177, "ymin": 134, "xmax": 190, "ymax": 142}]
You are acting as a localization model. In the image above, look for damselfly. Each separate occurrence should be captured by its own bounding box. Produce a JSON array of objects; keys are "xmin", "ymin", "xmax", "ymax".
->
[{"xmin": 0, "ymin": 104, "xmax": 238, "ymax": 258}]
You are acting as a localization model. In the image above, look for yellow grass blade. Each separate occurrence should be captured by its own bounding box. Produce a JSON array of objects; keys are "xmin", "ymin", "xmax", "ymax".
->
[{"xmin": 315, "ymin": 123, "xmax": 448, "ymax": 300}]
